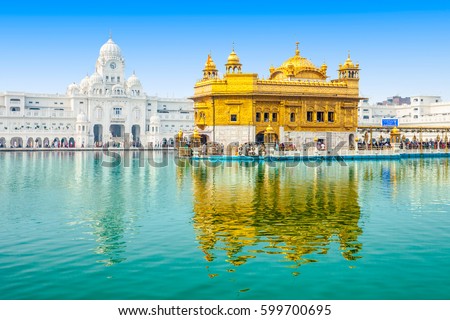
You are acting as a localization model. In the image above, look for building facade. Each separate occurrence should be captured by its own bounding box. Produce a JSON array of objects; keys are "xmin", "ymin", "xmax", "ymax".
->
[
  {"xmin": 191, "ymin": 43, "xmax": 362, "ymax": 149},
  {"xmin": 0, "ymin": 37, "xmax": 194, "ymax": 148}
]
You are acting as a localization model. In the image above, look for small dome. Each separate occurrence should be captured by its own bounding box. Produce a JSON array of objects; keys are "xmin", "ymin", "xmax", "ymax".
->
[
  {"xmin": 80, "ymin": 75, "xmax": 90, "ymax": 90},
  {"xmin": 67, "ymin": 83, "xmax": 80, "ymax": 95},
  {"xmin": 391, "ymin": 127, "xmax": 400, "ymax": 134},
  {"xmin": 76, "ymin": 112, "xmax": 88, "ymax": 123},
  {"xmin": 342, "ymin": 53, "xmax": 354, "ymax": 68},
  {"xmin": 227, "ymin": 49, "xmax": 240, "ymax": 65},
  {"xmin": 150, "ymin": 115, "xmax": 161, "ymax": 124},
  {"xmin": 90, "ymin": 72, "xmax": 103, "ymax": 85},
  {"xmin": 204, "ymin": 54, "xmax": 217, "ymax": 70},
  {"xmin": 265, "ymin": 124, "xmax": 274, "ymax": 134},
  {"xmin": 127, "ymin": 72, "xmax": 142, "ymax": 87}
]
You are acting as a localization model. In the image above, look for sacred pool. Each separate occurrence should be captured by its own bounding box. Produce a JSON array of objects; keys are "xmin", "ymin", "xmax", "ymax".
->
[{"xmin": 1, "ymin": 151, "xmax": 449, "ymax": 299}]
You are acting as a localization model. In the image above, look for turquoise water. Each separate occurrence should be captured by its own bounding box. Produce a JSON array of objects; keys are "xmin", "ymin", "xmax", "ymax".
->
[{"xmin": 1, "ymin": 151, "xmax": 450, "ymax": 299}]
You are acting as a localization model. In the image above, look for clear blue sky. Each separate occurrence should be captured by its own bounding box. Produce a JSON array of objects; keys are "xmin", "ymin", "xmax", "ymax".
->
[{"xmin": 1, "ymin": 1, "xmax": 450, "ymax": 103}]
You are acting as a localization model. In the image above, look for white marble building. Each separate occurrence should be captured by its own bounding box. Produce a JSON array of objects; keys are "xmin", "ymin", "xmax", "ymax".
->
[
  {"xmin": 358, "ymin": 95, "xmax": 450, "ymax": 140},
  {"xmin": 0, "ymin": 37, "xmax": 194, "ymax": 148}
]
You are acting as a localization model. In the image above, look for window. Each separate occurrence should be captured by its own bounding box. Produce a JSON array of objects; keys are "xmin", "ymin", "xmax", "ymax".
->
[
  {"xmin": 264, "ymin": 112, "xmax": 269, "ymax": 122},
  {"xmin": 230, "ymin": 114, "xmax": 237, "ymax": 122},
  {"xmin": 414, "ymin": 115, "xmax": 418, "ymax": 119},
  {"xmin": 272, "ymin": 113, "xmax": 277, "ymax": 122},
  {"xmin": 317, "ymin": 112, "xmax": 324, "ymax": 122},
  {"xmin": 290, "ymin": 113, "xmax": 295, "ymax": 122},
  {"xmin": 363, "ymin": 109, "xmax": 369, "ymax": 112},
  {"xmin": 256, "ymin": 112, "xmax": 261, "ymax": 122},
  {"xmin": 363, "ymin": 115, "xmax": 369, "ymax": 119},
  {"xmin": 117, "ymin": 77, "xmax": 120, "ymax": 82},
  {"xmin": 328, "ymin": 112, "xmax": 335, "ymax": 122},
  {"xmin": 413, "ymin": 108, "xmax": 419, "ymax": 111},
  {"xmin": 307, "ymin": 111, "xmax": 313, "ymax": 122},
  {"xmin": 106, "ymin": 76, "xmax": 109, "ymax": 81},
  {"xmin": 113, "ymin": 107, "xmax": 122, "ymax": 117},
  {"xmin": 111, "ymin": 77, "xmax": 115, "ymax": 82}
]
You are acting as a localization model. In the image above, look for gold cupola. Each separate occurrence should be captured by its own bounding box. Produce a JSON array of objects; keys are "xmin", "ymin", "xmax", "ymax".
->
[
  {"xmin": 269, "ymin": 42, "xmax": 327, "ymax": 80},
  {"xmin": 225, "ymin": 46, "xmax": 242, "ymax": 74},
  {"xmin": 338, "ymin": 52, "xmax": 360, "ymax": 80},
  {"xmin": 202, "ymin": 54, "xmax": 218, "ymax": 80}
]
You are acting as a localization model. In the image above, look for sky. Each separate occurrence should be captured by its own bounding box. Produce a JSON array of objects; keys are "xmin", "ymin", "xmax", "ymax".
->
[{"xmin": 1, "ymin": 1, "xmax": 450, "ymax": 103}]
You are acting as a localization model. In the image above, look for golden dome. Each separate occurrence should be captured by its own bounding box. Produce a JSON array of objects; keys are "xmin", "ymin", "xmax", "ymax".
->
[
  {"xmin": 342, "ymin": 52, "xmax": 354, "ymax": 68},
  {"xmin": 192, "ymin": 127, "xmax": 201, "ymax": 139},
  {"xmin": 177, "ymin": 129, "xmax": 183, "ymax": 139},
  {"xmin": 391, "ymin": 127, "xmax": 400, "ymax": 135},
  {"xmin": 227, "ymin": 49, "xmax": 240, "ymax": 65},
  {"xmin": 204, "ymin": 54, "xmax": 217, "ymax": 70},
  {"xmin": 265, "ymin": 124, "xmax": 274, "ymax": 134},
  {"xmin": 280, "ymin": 42, "xmax": 316, "ymax": 71}
]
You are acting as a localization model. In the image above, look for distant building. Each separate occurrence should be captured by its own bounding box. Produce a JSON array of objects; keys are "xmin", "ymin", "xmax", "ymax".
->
[
  {"xmin": 358, "ymin": 95, "xmax": 448, "ymax": 127},
  {"xmin": 191, "ymin": 43, "xmax": 363, "ymax": 149},
  {"xmin": 0, "ymin": 37, "xmax": 194, "ymax": 148},
  {"xmin": 377, "ymin": 95, "xmax": 411, "ymax": 106}
]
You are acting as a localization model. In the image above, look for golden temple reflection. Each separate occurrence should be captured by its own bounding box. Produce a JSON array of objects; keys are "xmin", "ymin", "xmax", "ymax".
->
[{"xmin": 189, "ymin": 161, "xmax": 363, "ymax": 270}]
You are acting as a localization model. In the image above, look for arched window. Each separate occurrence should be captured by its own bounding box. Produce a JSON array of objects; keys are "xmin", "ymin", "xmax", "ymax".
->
[{"xmin": 290, "ymin": 112, "xmax": 295, "ymax": 122}]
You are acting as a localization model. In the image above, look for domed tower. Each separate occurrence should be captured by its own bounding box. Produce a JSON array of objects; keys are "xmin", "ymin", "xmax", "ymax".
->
[
  {"xmin": 225, "ymin": 48, "xmax": 242, "ymax": 74},
  {"xmin": 126, "ymin": 71, "xmax": 143, "ymax": 96},
  {"xmin": 338, "ymin": 52, "xmax": 360, "ymax": 80},
  {"xmin": 338, "ymin": 52, "xmax": 360, "ymax": 90},
  {"xmin": 95, "ymin": 36, "xmax": 126, "ymax": 93},
  {"xmin": 202, "ymin": 54, "xmax": 218, "ymax": 80},
  {"xmin": 269, "ymin": 42, "xmax": 326, "ymax": 80}
]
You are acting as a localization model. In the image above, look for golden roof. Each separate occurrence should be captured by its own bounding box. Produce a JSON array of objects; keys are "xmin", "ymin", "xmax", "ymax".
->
[
  {"xmin": 269, "ymin": 42, "xmax": 326, "ymax": 80},
  {"xmin": 391, "ymin": 127, "xmax": 400, "ymax": 135},
  {"xmin": 280, "ymin": 42, "xmax": 316, "ymax": 71},
  {"xmin": 226, "ymin": 49, "xmax": 241, "ymax": 65},
  {"xmin": 343, "ymin": 53, "xmax": 354, "ymax": 68},
  {"xmin": 177, "ymin": 129, "xmax": 183, "ymax": 138},
  {"xmin": 264, "ymin": 124, "xmax": 275, "ymax": 134},
  {"xmin": 192, "ymin": 127, "xmax": 201, "ymax": 139},
  {"xmin": 204, "ymin": 54, "xmax": 217, "ymax": 70}
]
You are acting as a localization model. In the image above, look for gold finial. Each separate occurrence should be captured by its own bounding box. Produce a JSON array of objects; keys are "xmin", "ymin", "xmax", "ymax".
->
[
  {"xmin": 295, "ymin": 41, "xmax": 300, "ymax": 56},
  {"xmin": 109, "ymin": 30, "xmax": 112, "ymax": 39},
  {"xmin": 348, "ymin": 50, "xmax": 351, "ymax": 59},
  {"xmin": 232, "ymin": 41, "xmax": 235, "ymax": 51}
]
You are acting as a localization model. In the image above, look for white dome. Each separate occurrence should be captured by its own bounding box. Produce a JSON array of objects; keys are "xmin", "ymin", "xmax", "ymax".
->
[
  {"xmin": 127, "ymin": 73, "xmax": 142, "ymax": 88},
  {"xmin": 80, "ymin": 75, "xmax": 90, "ymax": 90},
  {"xmin": 76, "ymin": 112, "xmax": 88, "ymax": 122},
  {"xmin": 150, "ymin": 115, "xmax": 161, "ymax": 124},
  {"xmin": 90, "ymin": 72, "xmax": 103, "ymax": 85},
  {"xmin": 99, "ymin": 38, "xmax": 122, "ymax": 59},
  {"xmin": 67, "ymin": 83, "xmax": 80, "ymax": 95}
]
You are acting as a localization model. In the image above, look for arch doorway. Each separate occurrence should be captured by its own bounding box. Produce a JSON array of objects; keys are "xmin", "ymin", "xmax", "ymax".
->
[
  {"xmin": 131, "ymin": 124, "xmax": 140, "ymax": 146},
  {"xmin": 110, "ymin": 124, "xmax": 124, "ymax": 138},
  {"xmin": 10, "ymin": 137, "xmax": 23, "ymax": 148},
  {"xmin": 43, "ymin": 137, "xmax": 50, "ymax": 148},
  {"xmin": 0, "ymin": 137, "xmax": 6, "ymax": 148},
  {"xmin": 26, "ymin": 137, "xmax": 34, "ymax": 148},
  {"xmin": 349, "ymin": 133, "xmax": 355, "ymax": 150},
  {"xmin": 255, "ymin": 131, "xmax": 265, "ymax": 143},
  {"xmin": 35, "ymin": 137, "xmax": 42, "ymax": 148},
  {"xmin": 94, "ymin": 124, "xmax": 103, "ymax": 145},
  {"xmin": 69, "ymin": 137, "xmax": 76, "ymax": 148}
]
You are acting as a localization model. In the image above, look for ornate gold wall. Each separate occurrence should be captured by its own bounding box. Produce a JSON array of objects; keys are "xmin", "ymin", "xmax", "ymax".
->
[{"xmin": 192, "ymin": 44, "xmax": 362, "ymax": 141}]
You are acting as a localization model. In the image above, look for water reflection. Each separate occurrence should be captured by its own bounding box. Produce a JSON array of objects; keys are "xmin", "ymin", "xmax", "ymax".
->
[{"xmin": 187, "ymin": 161, "xmax": 363, "ymax": 270}]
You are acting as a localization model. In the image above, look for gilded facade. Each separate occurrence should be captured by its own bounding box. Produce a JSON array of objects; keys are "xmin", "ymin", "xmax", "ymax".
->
[{"xmin": 192, "ymin": 43, "xmax": 362, "ymax": 148}]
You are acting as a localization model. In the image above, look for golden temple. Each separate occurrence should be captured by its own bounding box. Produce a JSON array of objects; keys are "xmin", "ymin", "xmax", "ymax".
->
[{"xmin": 192, "ymin": 43, "xmax": 362, "ymax": 148}]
